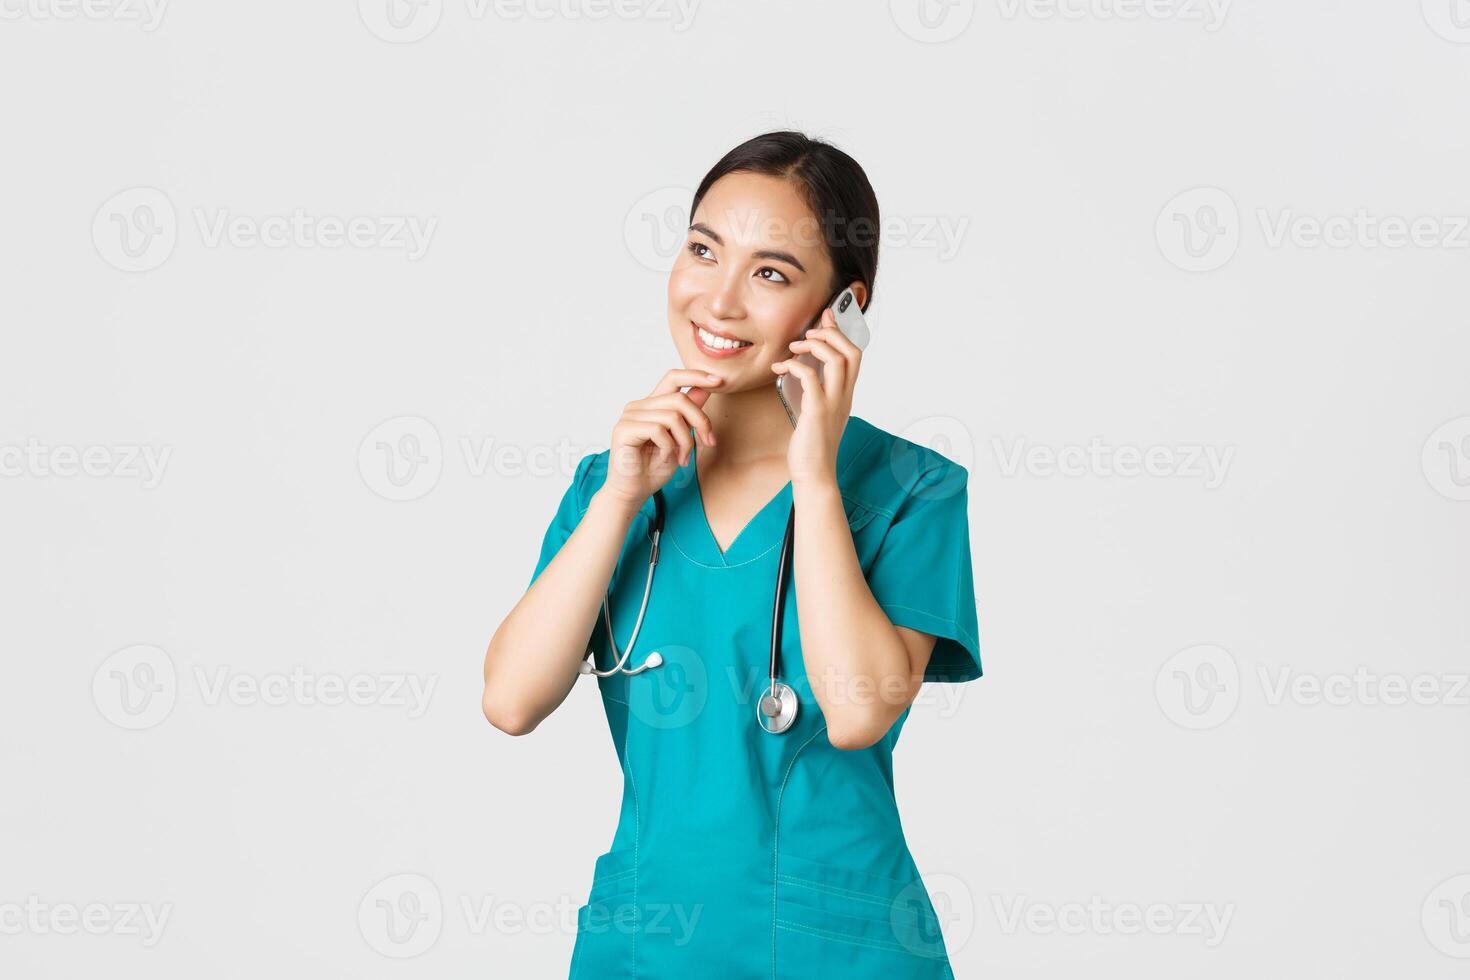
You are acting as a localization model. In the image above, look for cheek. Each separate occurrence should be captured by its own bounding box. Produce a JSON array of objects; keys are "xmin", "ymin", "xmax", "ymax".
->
[
  {"xmin": 748, "ymin": 298, "xmax": 810, "ymax": 349},
  {"xmin": 666, "ymin": 265, "xmax": 702, "ymax": 311}
]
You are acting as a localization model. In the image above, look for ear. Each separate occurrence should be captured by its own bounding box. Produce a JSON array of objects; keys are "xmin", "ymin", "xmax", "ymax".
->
[{"xmin": 847, "ymin": 281, "xmax": 870, "ymax": 311}]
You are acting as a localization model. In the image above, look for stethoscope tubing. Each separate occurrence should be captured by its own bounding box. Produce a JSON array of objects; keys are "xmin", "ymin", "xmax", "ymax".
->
[{"xmin": 579, "ymin": 487, "xmax": 799, "ymax": 733}]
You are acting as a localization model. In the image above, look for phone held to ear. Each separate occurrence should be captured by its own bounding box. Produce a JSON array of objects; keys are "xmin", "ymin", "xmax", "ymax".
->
[{"xmin": 775, "ymin": 286, "xmax": 872, "ymax": 426}]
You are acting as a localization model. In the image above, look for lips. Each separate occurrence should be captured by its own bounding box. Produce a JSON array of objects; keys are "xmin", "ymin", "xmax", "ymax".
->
[{"xmin": 692, "ymin": 321, "xmax": 754, "ymax": 359}]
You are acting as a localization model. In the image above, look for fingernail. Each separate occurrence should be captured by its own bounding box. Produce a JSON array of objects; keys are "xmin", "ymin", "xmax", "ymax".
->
[{"xmin": 706, "ymin": 374, "xmax": 721, "ymax": 383}]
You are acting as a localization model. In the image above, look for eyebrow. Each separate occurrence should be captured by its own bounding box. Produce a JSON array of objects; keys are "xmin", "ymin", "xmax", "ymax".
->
[{"xmin": 688, "ymin": 222, "xmax": 808, "ymax": 274}]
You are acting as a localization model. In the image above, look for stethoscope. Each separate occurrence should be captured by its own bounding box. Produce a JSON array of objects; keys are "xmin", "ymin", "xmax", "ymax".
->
[{"xmin": 578, "ymin": 486, "xmax": 800, "ymax": 734}]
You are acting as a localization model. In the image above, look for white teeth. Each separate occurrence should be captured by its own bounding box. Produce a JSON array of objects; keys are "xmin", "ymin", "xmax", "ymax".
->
[{"xmin": 697, "ymin": 326, "xmax": 752, "ymax": 350}]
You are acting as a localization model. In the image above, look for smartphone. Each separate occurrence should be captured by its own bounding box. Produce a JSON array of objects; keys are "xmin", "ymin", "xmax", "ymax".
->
[{"xmin": 775, "ymin": 286, "xmax": 872, "ymax": 426}]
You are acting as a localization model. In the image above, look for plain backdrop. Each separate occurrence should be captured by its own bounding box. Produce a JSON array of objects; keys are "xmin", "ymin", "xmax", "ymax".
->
[{"xmin": 2, "ymin": 1, "xmax": 1468, "ymax": 976}]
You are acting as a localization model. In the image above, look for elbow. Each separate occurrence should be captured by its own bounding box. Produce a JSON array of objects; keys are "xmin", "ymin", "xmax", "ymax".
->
[
  {"xmin": 482, "ymin": 689, "xmax": 538, "ymax": 737},
  {"xmin": 825, "ymin": 714, "xmax": 886, "ymax": 751}
]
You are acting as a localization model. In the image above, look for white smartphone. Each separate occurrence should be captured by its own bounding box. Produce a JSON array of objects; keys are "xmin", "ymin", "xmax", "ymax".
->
[{"xmin": 775, "ymin": 286, "xmax": 872, "ymax": 426}]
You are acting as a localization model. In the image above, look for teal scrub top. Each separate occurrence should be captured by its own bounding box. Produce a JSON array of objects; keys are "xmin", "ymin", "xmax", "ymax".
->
[{"xmin": 525, "ymin": 415, "xmax": 983, "ymax": 979}]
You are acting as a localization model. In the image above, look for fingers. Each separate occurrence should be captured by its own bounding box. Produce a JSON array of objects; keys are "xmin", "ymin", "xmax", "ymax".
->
[
  {"xmin": 625, "ymin": 408, "xmax": 696, "ymax": 465},
  {"xmin": 643, "ymin": 391, "xmax": 717, "ymax": 448},
  {"xmin": 787, "ymin": 334, "xmax": 847, "ymax": 396},
  {"xmin": 649, "ymin": 368, "xmax": 724, "ymax": 398},
  {"xmin": 611, "ymin": 418, "xmax": 677, "ymax": 471},
  {"xmin": 772, "ymin": 356, "xmax": 824, "ymax": 411}
]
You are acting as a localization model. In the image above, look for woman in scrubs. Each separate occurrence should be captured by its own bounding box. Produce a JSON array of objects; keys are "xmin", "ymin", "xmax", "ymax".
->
[{"xmin": 483, "ymin": 131, "xmax": 982, "ymax": 979}]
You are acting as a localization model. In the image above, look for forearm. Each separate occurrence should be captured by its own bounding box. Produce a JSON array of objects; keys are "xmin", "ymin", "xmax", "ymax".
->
[
  {"xmin": 790, "ymin": 479, "xmax": 918, "ymax": 749},
  {"xmin": 482, "ymin": 487, "xmax": 641, "ymax": 734}
]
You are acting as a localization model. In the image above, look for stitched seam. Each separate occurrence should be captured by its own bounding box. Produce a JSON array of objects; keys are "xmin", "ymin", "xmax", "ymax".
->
[
  {"xmin": 776, "ymin": 890, "xmax": 936, "ymax": 931},
  {"xmin": 774, "ymin": 874, "xmax": 938, "ymax": 922},
  {"xmin": 595, "ymin": 867, "xmax": 637, "ymax": 883},
  {"xmin": 774, "ymin": 918, "xmax": 916, "ymax": 956},
  {"xmin": 665, "ymin": 532, "xmax": 781, "ymax": 569},
  {"xmin": 626, "ymin": 752, "xmax": 639, "ymax": 978},
  {"xmin": 775, "ymin": 876, "xmax": 940, "ymax": 928},
  {"xmin": 772, "ymin": 725, "xmax": 828, "ymax": 980},
  {"xmin": 666, "ymin": 503, "xmax": 874, "ymax": 570},
  {"xmin": 875, "ymin": 605, "xmax": 980, "ymax": 650},
  {"xmin": 775, "ymin": 874, "xmax": 895, "ymax": 909}
]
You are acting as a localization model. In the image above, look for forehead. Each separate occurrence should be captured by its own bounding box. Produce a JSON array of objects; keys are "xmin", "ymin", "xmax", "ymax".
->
[{"xmin": 691, "ymin": 172, "xmax": 829, "ymax": 263}]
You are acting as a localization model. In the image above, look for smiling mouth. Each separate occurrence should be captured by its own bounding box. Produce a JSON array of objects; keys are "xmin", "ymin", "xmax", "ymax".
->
[{"xmin": 692, "ymin": 321, "xmax": 754, "ymax": 357}]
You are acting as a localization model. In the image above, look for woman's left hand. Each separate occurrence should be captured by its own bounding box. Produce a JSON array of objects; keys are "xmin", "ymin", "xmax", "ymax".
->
[{"xmin": 772, "ymin": 306, "xmax": 863, "ymax": 488}]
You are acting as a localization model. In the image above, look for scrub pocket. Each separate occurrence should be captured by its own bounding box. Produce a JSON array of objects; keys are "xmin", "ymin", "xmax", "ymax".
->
[
  {"xmin": 569, "ymin": 846, "xmax": 639, "ymax": 980},
  {"xmin": 773, "ymin": 852, "xmax": 954, "ymax": 979}
]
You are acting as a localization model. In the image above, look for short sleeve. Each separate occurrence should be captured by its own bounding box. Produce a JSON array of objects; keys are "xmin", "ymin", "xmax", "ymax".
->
[
  {"xmin": 525, "ymin": 452, "xmax": 600, "ymax": 591},
  {"xmin": 865, "ymin": 461, "xmax": 983, "ymax": 682}
]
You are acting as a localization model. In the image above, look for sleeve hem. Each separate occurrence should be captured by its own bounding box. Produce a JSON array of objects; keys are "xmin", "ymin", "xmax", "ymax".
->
[{"xmin": 879, "ymin": 602, "xmax": 983, "ymax": 683}]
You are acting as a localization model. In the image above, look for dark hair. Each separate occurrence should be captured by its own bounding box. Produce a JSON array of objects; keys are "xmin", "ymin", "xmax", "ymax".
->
[{"xmin": 690, "ymin": 131, "xmax": 880, "ymax": 311}]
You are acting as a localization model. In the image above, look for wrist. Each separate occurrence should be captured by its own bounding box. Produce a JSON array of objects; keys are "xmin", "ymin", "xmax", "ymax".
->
[
  {"xmin": 588, "ymin": 485, "xmax": 645, "ymax": 522},
  {"xmin": 791, "ymin": 475, "xmax": 841, "ymax": 506}
]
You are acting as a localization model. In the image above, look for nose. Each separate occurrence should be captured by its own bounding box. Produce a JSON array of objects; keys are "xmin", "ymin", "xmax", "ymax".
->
[{"xmin": 707, "ymin": 267, "xmax": 746, "ymax": 321}]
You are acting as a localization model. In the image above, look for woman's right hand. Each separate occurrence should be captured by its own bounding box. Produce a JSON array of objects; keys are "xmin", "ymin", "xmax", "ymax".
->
[{"xmin": 600, "ymin": 369, "xmax": 723, "ymax": 507}]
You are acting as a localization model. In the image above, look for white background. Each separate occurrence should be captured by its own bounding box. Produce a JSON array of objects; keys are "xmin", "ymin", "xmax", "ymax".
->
[{"xmin": 2, "ymin": 0, "xmax": 1468, "ymax": 976}]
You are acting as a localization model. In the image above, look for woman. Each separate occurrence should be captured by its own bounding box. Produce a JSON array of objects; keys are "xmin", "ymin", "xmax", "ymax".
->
[{"xmin": 483, "ymin": 131, "xmax": 982, "ymax": 979}]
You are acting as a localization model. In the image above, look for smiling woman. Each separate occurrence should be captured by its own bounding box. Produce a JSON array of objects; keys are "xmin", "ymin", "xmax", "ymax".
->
[{"xmin": 483, "ymin": 131, "xmax": 982, "ymax": 979}]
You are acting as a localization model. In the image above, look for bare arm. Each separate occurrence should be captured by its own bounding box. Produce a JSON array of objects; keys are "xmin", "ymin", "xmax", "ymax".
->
[
  {"xmin": 790, "ymin": 479, "xmax": 937, "ymax": 750},
  {"xmin": 482, "ymin": 368, "xmax": 723, "ymax": 736},
  {"xmin": 481, "ymin": 485, "xmax": 643, "ymax": 735}
]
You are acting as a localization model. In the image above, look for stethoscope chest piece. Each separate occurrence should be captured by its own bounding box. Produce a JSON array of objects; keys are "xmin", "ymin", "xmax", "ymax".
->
[{"xmin": 757, "ymin": 681, "xmax": 799, "ymax": 734}]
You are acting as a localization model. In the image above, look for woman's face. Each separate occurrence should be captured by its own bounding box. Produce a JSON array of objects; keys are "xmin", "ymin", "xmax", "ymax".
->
[{"xmin": 667, "ymin": 172, "xmax": 843, "ymax": 393}]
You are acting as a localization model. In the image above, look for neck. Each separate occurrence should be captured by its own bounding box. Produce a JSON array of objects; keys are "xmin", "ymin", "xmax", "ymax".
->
[{"xmin": 699, "ymin": 382, "xmax": 794, "ymax": 467}]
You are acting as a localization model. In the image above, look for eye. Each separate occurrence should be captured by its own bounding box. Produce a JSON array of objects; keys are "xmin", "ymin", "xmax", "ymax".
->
[
  {"xmin": 686, "ymin": 240, "xmax": 713, "ymax": 261},
  {"xmin": 755, "ymin": 267, "xmax": 789, "ymax": 284}
]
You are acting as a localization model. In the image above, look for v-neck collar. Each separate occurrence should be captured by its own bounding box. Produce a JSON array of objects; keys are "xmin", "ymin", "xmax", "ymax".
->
[{"xmin": 660, "ymin": 415, "xmax": 870, "ymax": 568}]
